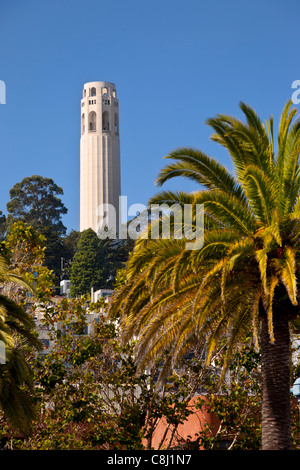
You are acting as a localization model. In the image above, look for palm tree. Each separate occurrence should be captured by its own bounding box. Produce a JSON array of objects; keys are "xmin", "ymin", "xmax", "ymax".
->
[
  {"xmin": 0, "ymin": 255, "xmax": 41, "ymax": 436},
  {"xmin": 109, "ymin": 101, "xmax": 300, "ymax": 450}
]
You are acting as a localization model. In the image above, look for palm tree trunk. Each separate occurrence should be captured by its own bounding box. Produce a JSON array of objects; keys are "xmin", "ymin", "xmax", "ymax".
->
[{"xmin": 260, "ymin": 308, "xmax": 292, "ymax": 450}]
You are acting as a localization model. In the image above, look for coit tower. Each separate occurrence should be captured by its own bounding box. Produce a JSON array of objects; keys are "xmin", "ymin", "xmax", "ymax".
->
[{"xmin": 80, "ymin": 81, "xmax": 121, "ymax": 235}]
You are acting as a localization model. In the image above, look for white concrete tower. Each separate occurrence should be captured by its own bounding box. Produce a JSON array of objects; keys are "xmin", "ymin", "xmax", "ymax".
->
[{"xmin": 80, "ymin": 81, "xmax": 121, "ymax": 235}]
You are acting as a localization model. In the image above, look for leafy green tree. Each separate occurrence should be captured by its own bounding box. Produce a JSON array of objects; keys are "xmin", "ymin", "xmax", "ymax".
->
[
  {"xmin": 70, "ymin": 229, "xmax": 109, "ymax": 297},
  {"xmin": 1, "ymin": 221, "xmax": 54, "ymax": 303},
  {"xmin": 13, "ymin": 300, "xmax": 209, "ymax": 450},
  {"xmin": 194, "ymin": 341, "xmax": 262, "ymax": 450},
  {"xmin": 0, "ymin": 221, "xmax": 59, "ymax": 437},
  {"xmin": 6, "ymin": 175, "xmax": 67, "ymax": 235},
  {"xmin": 109, "ymin": 100, "xmax": 300, "ymax": 450},
  {"xmin": 6, "ymin": 175, "xmax": 68, "ymax": 277}
]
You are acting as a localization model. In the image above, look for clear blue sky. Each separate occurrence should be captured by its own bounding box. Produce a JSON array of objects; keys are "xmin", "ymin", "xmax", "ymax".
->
[{"xmin": 0, "ymin": 0, "xmax": 299, "ymax": 233}]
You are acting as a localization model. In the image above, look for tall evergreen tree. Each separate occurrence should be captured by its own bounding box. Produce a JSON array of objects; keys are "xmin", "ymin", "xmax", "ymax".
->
[{"xmin": 70, "ymin": 229, "xmax": 108, "ymax": 297}]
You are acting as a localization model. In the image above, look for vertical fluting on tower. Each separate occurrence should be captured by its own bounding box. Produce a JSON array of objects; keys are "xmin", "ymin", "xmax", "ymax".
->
[{"xmin": 80, "ymin": 81, "xmax": 121, "ymax": 236}]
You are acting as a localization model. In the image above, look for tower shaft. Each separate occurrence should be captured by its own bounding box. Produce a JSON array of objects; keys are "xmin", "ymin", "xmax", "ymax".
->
[{"xmin": 80, "ymin": 81, "xmax": 121, "ymax": 235}]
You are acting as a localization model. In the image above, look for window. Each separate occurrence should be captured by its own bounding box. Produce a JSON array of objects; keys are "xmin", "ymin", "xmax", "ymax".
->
[
  {"xmin": 89, "ymin": 111, "xmax": 96, "ymax": 131},
  {"xmin": 91, "ymin": 87, "xmax": 96, "ymax": 97},
  {"xmin": 102, "ymin": 99, "xmax": 110, "ymax": 105},
  {"xmin": 81, "ymin": 113, "xmax": 85, "ymax": 133},
  {"xmin": 102, "ymin": 87, "xmax": 108, "ymax": 96},
  {"xmin": 114, "ymin": 113, "xmax": 119, "ymax": 133},
  {"xmin": 102, "ymin": 111, "xmax": 109, "ymax": 131}
]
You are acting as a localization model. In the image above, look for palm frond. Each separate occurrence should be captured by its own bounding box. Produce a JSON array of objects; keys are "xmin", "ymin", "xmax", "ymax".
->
[
  {"xmin": 243, "ymin": 165, "xmax": 276, "ymax": 225},
  {"xmin": 194, "ymin": 190, "xmax": 256, "ymax": 235},
  {"xmin": 109, "ymin": 99, "xmax": 300, "ymax": 385},
  {"xmin": 155, "ymin": 147, "xmax": 246, "ymax": 202}
]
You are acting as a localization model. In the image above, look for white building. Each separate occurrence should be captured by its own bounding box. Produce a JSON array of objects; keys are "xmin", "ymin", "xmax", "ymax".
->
[
  {"xmin": 91, "ymin": 288, "xmax": 114, "ymax": 303},
  {"xmin": 60, "ymin": 279, "xmax": 71, "ymax": 297},
  {"xmin": 80, "ymin": 81, "xmax": 121, "ymax": 236}
]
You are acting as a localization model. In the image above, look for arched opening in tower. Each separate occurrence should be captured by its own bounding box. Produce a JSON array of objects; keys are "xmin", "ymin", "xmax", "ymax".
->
[
  {"xmin": 102, "ymin": 111, "xmax": 109, "ymax": 131},
  {"xmin": 89, "ymin": 111, "xmax": 97, "ymax": 131}
]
